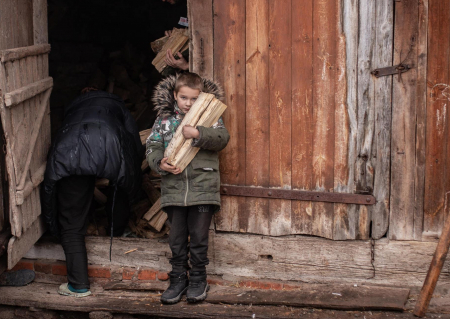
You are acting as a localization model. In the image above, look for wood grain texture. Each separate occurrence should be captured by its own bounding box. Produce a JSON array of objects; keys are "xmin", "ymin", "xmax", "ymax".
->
[
  {"xmin": 291, "ymin": 0, "xmax": 313, "ymax": 235},
  {"xmin": 0, "ymin": 0, "xmax": 33, "ymax": 51},
  {"xmin": 333, "ymin": 0, "xmax": 352, "ymax": 240},
  {"xmin": 33, "ymin": 0, "xmax": 48, "ymax": 45},
  {"xmin": 244, "ymin": 0, "xmax": 270, "ymax": 235},
  {"xmin": 354, "ymin": 1, "xmax": 376, "ymax": 239},
  {"xmin": 414, "ymin": 0, "xmax": 428, "ymax": 241},
  {"xmin": 268, "ymin": 0, "xmax": 292, "ymax": 236},
  {"xmin": 423, "ymin": 0, "xmax": 450, "ymax": 240},
  {"xmin": 370, "ymin": 0, "xmax": 393, "ymax": 240},
  {"xmin": 214, "ymin": 0, "xmax": 246, "ymax": 232},
  {"xmin": 25, "ymin": 233, "xmax": 450, "ymax": 288},
  {"xmin": 311, "ymin": 0, "xmax": 336, "ymax": 239},
  {"xmin": 188, "ymin": 0, "xmax": 213, "ymax": 78},
  {"xmin": 390, "ymin": 0, "xmax": 418, "ymax": 241}
]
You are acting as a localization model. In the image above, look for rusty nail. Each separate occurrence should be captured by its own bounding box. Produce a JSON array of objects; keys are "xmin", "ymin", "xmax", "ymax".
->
[
  {"xmin": 366, "ymin": 198, "xmax": 371, "ymax": 203},
  {"xmin": 268, "ymin": 191, "xmax": 272, "ymax": 196},
  {"xmin": 223, "ymin": 188, "xmax": 227, "ymax": 193}
]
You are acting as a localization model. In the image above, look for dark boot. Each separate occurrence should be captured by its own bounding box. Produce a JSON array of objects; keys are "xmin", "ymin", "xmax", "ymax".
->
[
  {"xmin": 160, "ymin": 272, "xmax": 189, "ymax": 304},
  {"xmin": 186, "ymin": 271, "xmax": 209, "ymax": 303}
]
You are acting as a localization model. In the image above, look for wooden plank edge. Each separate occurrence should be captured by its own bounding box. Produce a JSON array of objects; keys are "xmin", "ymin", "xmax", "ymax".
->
[
  {"xmin": 0, "ymin": 44, "xmax": 51, "ymax": 63},
  {"xmin": 4, "ymin": 77, "xmax": 52, "ymax": 107}
]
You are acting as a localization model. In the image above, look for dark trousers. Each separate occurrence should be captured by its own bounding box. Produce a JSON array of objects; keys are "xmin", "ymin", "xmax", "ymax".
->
[
  {"xmin": 166, "ymin": 205, "xmax": 214, "ymax": 273},
  {"xmin": 57, "ymin": 175, "xmax": 130, "ymax": 289}
]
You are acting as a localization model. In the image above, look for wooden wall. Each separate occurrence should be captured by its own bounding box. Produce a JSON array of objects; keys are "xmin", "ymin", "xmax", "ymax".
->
[
  {"xmin": 210, "ymin": 0, "xmax": 395, "ymax": 240},
  {"xmin": 0, "ymin": 0, "xmax": 34, "ymax": 51}
]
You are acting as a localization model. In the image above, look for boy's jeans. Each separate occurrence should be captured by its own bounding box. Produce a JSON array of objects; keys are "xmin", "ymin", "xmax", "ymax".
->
[{"xmin": 165, "ymin": 205, "xmax": 214, "ymax": 273}]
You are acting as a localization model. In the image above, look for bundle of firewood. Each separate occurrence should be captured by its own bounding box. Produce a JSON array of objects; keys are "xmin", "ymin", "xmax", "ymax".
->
[
  {"xmin": 151, "ymin": 28, "xmax": 189, "ymax": 73},
  {"xmin": 164, "ymin": 93, "xmax": 227, "ymax": 171}
]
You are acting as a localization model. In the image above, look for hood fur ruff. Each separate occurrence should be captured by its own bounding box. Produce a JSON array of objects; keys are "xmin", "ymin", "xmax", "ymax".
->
[{"xmin": 152, "ymin": 74, "xmax": 224, "ymax": 119}]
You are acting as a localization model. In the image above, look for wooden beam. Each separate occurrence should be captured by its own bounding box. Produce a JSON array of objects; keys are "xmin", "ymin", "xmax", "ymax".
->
[
  {"xmin": 24, "ymin": 233, "xmax": 450, "ymax": 288},
  {"xmin": 0, "ymin": 44, "xmax": 50, "ymax": 63},
  {"xmin": 4, "ymin": 77, "xmax": 52, "ymax": 107},
  {"xmin": 15, "ymin": 163, "xmax": 46, "ymax": 205}
]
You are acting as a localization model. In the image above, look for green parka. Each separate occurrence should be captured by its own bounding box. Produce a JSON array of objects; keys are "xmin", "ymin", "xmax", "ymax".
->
[{"xmin": 146, "ymin": 75, "xmax": 230, "ymax": 210}]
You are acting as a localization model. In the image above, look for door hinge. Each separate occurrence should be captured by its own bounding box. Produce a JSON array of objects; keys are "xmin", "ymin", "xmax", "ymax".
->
[{"xmin": 371, "ymin": 63, "xmax": 411, "ymax": 78}]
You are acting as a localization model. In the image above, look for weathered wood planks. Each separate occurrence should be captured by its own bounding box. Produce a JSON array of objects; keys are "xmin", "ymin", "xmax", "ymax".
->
[
  {"xmin": 244, "ymin": 0, "xmax": 270, "ymax": 235},
  {"xmin": 268, "ymin": 0, "xmax": 292, "ymax": 236},
  {"xmin": 389, "ymin": 0, "xmax": 419, "ymax": 240},
  {"xmin": 423, "ymin": 0, "xmax": 450, "ymax": 241},
  {"xmin": 214, "ymin": 0, "xmax": 246, "ymax": 233}
]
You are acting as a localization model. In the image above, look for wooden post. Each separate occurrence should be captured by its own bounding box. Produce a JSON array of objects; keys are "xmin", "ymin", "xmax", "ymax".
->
[{"xmin": 414, "ymin": 193, "xmax": 450, "ymax": 317}]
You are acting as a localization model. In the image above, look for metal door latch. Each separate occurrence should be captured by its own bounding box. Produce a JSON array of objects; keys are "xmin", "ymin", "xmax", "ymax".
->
[{"xmin": 371, "ymin": 63, "xmax": 411, "ymax": 78}]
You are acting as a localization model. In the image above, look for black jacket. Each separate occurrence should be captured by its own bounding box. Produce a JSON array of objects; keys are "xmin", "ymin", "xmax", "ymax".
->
[{"xmin": 42, "ymin": 91, "xmax": 143, "ymax": 237}]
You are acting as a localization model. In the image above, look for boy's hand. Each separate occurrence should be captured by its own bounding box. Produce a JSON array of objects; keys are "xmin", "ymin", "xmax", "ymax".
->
[
  {"xmin": 182, "ymin": 125, "xmax": 200, "ymax": 139},
  {"xmin": 165, "ymin": 49, "xmax": 189, "ymax": 71},
  {"xmin": 160, "ymin": 157, "xmax": 181, "ymax": 174},
  {"xmin": 164, "ymin": 30, "xmax": 173, "ymax": 37}
]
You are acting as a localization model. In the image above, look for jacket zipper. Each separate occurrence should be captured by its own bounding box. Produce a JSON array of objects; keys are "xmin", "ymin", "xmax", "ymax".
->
[{"xmin": 184, "ymin": 168, "xmax": 189, "ymax": 206}]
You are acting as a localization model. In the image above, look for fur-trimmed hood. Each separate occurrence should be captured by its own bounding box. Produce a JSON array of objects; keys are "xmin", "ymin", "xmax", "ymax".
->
[{"xmin": 152, "ymin": 74, "xmax": 224, "ymax": 119}]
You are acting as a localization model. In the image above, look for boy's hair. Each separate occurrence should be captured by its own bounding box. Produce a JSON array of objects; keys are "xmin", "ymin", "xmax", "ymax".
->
[{"xmin": 174, "ymin": 72, "xmax": 203, "ymax": 93}]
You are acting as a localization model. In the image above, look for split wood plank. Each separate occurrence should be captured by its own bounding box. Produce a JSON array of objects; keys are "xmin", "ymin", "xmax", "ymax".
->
[
  {"xmin": 311, "ymin": 0, "xmax": 336, "ymax": 239},
  {"xmin": 208, "ymin": 285, "xmax": 409, "ymax": 311},
  {"xmin": 244, "ymin": 0, "xmax": 270, "ymax": 235},
  {"xmin": 0, "ymin": 44, "xmax": 50, "ymax": 62},
  {"xmin": 142, "ymin": 174, "xmax": 161, "ymax": 205},
  {"xmin": 151, "ymin": 28, "xmax": 189, "ymax": 73},
  {"xmin": 267, "ymin": 0, "xmax": 292, "ymax": 237},
  {"xmin": 164, "ymin": 93, "xmax": 215, "ymax": 159},
  {"xmin": 423, "ymin": 0, "xmax": 450, "ymax": 241},
  {"xmin": 142, "ymin": 198, "xmax": 161, "ymax": 221},
  {"xmin": 188, "ymin": 0, "xmax": 213, "ymax": 77},
  {"xmin": 213, "ymin": 0, "xmax": 246, "ymax": 233},
  {"xmin": 139, "ymin": 129, "xmax": 151, "ymax": 145},
  {"xmin": 4, "ymin": 77, "xmax": 53, "ymax": 107},
  {"xmin": 150, "ymin": 35, "xmax": 169, "ymax": 53},
  {"xmin": 148, "ymin": 210, "xmax": 168, "ymax": 232},
  {"xmin": 389, "ymin": 0, "xmax": 418, "ymax": 240},
  {"xmin": 168, "ymin": 98, "xmax": 227, "ymax": 171},
  {"xmin": 93, "ymin": 188, "xmax": 107, "ymax": 205}
]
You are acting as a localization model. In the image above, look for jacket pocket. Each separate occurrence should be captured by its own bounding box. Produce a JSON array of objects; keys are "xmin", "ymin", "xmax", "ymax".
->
[
  {"xmin": 161, "ymin": 173, "xmax": 184, "ymax": 194},
  {"xmin": 190, "ymin": 160, "xmax": 220, "ymax": 192}
]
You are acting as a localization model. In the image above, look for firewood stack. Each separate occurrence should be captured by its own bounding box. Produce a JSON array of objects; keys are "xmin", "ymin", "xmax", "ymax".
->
[{"xmin": 151, "ymin": 28, "xmax": 189, "ymax": 73}]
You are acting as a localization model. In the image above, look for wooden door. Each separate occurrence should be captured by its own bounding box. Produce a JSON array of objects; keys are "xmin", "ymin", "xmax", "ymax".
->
[
  {"xmin": 0, "ymin": 0, "xmax": 52, "ymax": 269},
  {"xmin": 189, "ymin": 0, "xmax": 395, "ymax": 240}
]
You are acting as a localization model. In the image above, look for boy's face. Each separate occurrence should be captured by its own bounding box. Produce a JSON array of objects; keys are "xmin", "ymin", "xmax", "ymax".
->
[{"xmin": 174, "ymin": 86, "xmax": 200, "ymax": 114}]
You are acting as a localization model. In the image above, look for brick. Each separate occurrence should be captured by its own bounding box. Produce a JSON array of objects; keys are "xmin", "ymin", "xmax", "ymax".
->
[
  {"xmin": 52, "ymin": 263, "xmax": 67, "ymax": 276},
  {"xmin": 269, "ymin": 282, "xmax": 283, "ymax": 290},
  {"xmin": 11, "ymin": 260, "xmax": 34, "ymax": 271},
  {"xmin": 283, "ymin": 283, "xmax": 302, "ymax": 291},
  {"xmin": 138, "ymin": 269, "xmax": 157, "ymax": 281},
  {"xmin": 34, "ymin": 261, "xmax": 52, "ymax": 274},
  {"xmin": 88, "ymin": 265, "xmax": 111, "ymax": 278},
  {"xmin": 157, "ymin": 271, "xmax": 169, "ymax": 281},
  {"xmin": 122, "ymin": 268, "xmax": 136, "ymax": 280}
]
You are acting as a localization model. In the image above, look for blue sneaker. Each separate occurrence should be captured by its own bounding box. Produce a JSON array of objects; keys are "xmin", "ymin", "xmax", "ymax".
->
[{"xmin": 58, "ymin": 283, "xmax": 91, "ymax": 298}]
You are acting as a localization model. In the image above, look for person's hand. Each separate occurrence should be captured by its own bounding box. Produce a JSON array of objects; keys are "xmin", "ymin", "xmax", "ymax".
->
[
  {"xmin": 182, "ymin": 125, "xmax": 200, "ymax": 139},
  {"xmin": 165, "ymin": 49, "xmax": 189, "ymax": 71},
  {"xmin": 160, "ymin": 157, "xmax": 181, "ymax": 174},
  {"xmin": 164, "ymin": 30, "xmax": 173, "ymax": 37}
]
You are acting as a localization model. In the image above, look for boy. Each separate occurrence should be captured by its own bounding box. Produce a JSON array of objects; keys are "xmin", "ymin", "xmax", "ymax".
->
[{"xmin": 146, "ymin": 72, "xmax": 229, "ymax": 304}]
